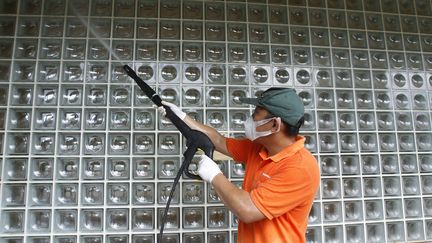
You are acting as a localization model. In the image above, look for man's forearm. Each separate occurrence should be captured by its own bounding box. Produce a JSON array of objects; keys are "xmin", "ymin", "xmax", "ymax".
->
[{"xmin": 211, "ymin": 174, "xmax": 265, "ymax": 223}]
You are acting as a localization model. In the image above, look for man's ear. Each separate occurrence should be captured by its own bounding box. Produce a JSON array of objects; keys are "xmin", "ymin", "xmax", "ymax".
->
[{"xmin": 272, "ymin": 117, "xmax": 282, "ymax": 132}]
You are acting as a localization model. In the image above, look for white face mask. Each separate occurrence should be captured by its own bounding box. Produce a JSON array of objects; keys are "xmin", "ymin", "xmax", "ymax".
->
[{"xmin": 244, "ymin": 116, "xmax": 280, "ymax": 141}]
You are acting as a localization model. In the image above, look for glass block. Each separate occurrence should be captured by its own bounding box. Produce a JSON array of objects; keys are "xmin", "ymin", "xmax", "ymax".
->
[
  {"xmin": 206, "ymin": 43, "xmax": 225, "ymax": 63},
  {"xmin": 308, "ymin": 202, "xmax": 320, "ymax": 224},
  {"xmin": 107, "ymin": 183, "xmax": 129, "ymax": 205},
  {"xmin": 9, "ymin": 108, "xmax": 32, "ymax": 130},
  {"xmin": 80, "ymin": 236, "xmax": 103, "ymax": 243},
  {"xmin": 29, "ymin": 183, "xmax": 52, "ymax": 206},
  {"xmin": 15, "ymin": 39, "xmax": 38, "ymax": 59},
  {"xmin": 332, "ymin": 49, "xmax": 350, "ymax": 68},
  {"xmin": 80, "ymin": 209, "xmax": 103, "ymax": 231},
  {"xmin": 7, "ymin": 133, "xmax": 30, "ymax": 155},
  {"xmin": 55, "ymin": 183, "xmax": 78, "ymax": 206},
  {"xmin": 58, "ymin": 133, "xmax": 80, "ymax": 155},
  {"xmin": 81, "ymin": 183, "xmax": 104, "ymax": 205},
  {"xmin": 158, "ymin": 182, "xmax": 179, "ymax": 205},
  {"xmin": 316, "ymin": 89, "xmax": 335, "ymax": 108},
  {"xmin": 403, "ymin": 176, "xmax": 420, "ymax": 195},
  {"xmin": 85, "ymin": 85, "xmax": 107, "ymax": 106},
  {"xmin": 133, "ymin": 182, "xmax": 154, "ymax": 205},
  {"xmin": 420, "ymin": 154, "xmax": 432, "ymax": 172},
  {"xmin": 157, "ymin": 207, "xmax": 179, "ymax": 230},
  {"xmin": 337, "ymin": 111, "xmax": 355, "ymax": 131},
  {"xmin": 302, "ymin": 110, "xmax": 315, "ymax": 131},
  {"xmin": 87, "ymin": 62, "xmax": 108, "ymax": 83},
  {"xmin": 55, "ymin": 236, "xmax": 76, "ymax": 243},
  {"xmin": 395, "ymin": 112, "xmax": 413, "ymax": 131},
  {"xmin": 110, "ymin": 86, "xmax": 131, "ymax": 106},
  {"xmin": 344, "ymin": 201, "xmax": 363, "ymax": 221},
  {"xmin": 314, "ymin": 69, "xmax": 333, "ymax": 87},
  {"xmin": 424, "ymin": 197, "xmax": 432, "ymax": 216},
  {"xmin": 207, "ymin": 207, "xmax": 228, "ymax": 228},
  {"xmin": 17, "ymin": 17, "xmax": 40, "ymax": 37},
  {"xmin": 322, "ymin": 178, "xmax": 341, "ymax": 199},
  {"xmin": 11, "ymin": 84, "xmax": 33, "ymax": 106},
  {"xmin": 82, "ymin": 132, "xmax": 106, "ymax": 154},
  {"xmin": 32, "ymin": 133, "xmax": 55, "ymax": 155},
  {"xmin": 399, "ymin": 154, "xmax": 418, "ymax": 173},
  {"xmin": 303, "ymin": 133, "xmax": 317, "ymax": 153},
  {"xmin": 204, "ymin": 22, "xmax": 224, "ymax": 42},
  {"xmin": 111, "ymin": 41, "xmax": 133, "ymax": 61},
  {"xmin": 295, "ymin": 69, "xmax": 312, "ymax": 86},
  {"xmin": 412, "ymin": 92, "xmax": 428, "ymax": 110},
  {"xmin": 183, "ymin": 233, "xmax": 204, "ymax": 243},
  {"xmin": 1, "ymin": 210, "xmax": 25, "ymax": 233},
  {"xmin": 404, "ymin": 198, "xmax": 422, "ymax": 218},
  {"xmin": 379, "ymin": 133, "xmax": 397, "ymax": 152},
  {"xmin": 406, "ymin": 220, "xmax": 424, "ymax": 241},
  {"xmin": 312, "ymin": 48, "xmax": 330, "ymax": 67},
  {"xmin": 132, "ymin": 158, "xmax": 154, "ymax": 179},
  {"xmin": 292, "ymin": 47, "xmax": 311, "ymax": 65},
  {"xmin": 60, "ymin": 109, "xmax": 81, "ymax": 130},
  {"xmin": 333, "ymin": 69, "xmax": 352, "ymax": 88},
  {"xmin": 206, "ymin": 110, "xmax": 227, "ymax": 130},
  {"xmin": 365, "ymin": 200, "xmax": 383, "ymax": 221},
  {"xmin": 385, "ymin": 221, "xmax": 405, "ymax": 242},
  {"xmin": 289, "ymin": 7, "xmax": 307, "ymax": 25},
  {"xmin": 30, "ymin": 158, "xmax": 54, "ymax": 180},
  {"xmin": 249, "ymin": 45, "xmax": 269, "ymax": 64},
  {"xmin": 350, "ymin": 31, "xmax": 367, "ymax": 49},
  {"xmin": 227, "ymin": 3, "xmax": 246, "ymax": 21},
  {"xmin": 41, "ymin": 17, "xmax": 64, "ymax": 37},
  {"xmin": 106, "ymin": 208, "xmax": 129, "ymax": 231},
  {"xmin": 63, "ymin": 61, "xmax": 84, "ymax": 82},
  {"xmin": 131, "ymin": 208, "xmax": 154, "ymax": 230},
  {"xmin": 398, "ymin": 133, "xmax": 415, "ymax": 151},
  {"xmin": 54, "ymin": 209, "xmax": 77, "ymax": 232},
  {"xmin": 330, "ymin": 30, "xmax": 348, "ymax": 48},
  {"xmin": 4, "ymin": 158, "xmax": 27, "ymax": 181},
  {"xmin": 251, "ymin": 66, "xmax": 270, "ymax": 84},
  {"xmin": 345, "ymin": 224, "xmax": 364, "ymax": 243},
  {"xmin": 3, "ymin": 183, "xmax": 26, "ymax": 206},
  {"xmin": 183, "ymin": 182, "xmax": 204, "ymax": 204},
  {"xmin": 64, "ymin": 39, "xmax": 86, "ymax": 60},
  {"xmin": 306, "ymin": 226, "xmax": 322, "ymax": 243},
  {"xmin": 109, "ymin": 109, "xmax": 130, "ymax": 130},
  {"xmin": 364, "ymin": 177, "xmax": 382, "ymax": 198},
  {"xmin": 365, "ymin": 223, "xmax": 385, "ymax": 243},
  {"xmin": 27, "ymin": 210, "xmax": 51, "ymax": 233},
  {"xmin": 0, "ymin": 62, "xmax": 11, "ymax": 82},
  {"xmin": 60, "ymin": 85, "xmax": 82, "ymax": 106},
  {"xmin": 37, "ymin": 62, "xmax": 60, "ymax": 82},
  {"xmin": 323, "ymin": 202, "xmax": 342, "ymax": 222},
  {"xmin": 182, "ymin": 207, "xmax": 204, "ymax": 229},
  {"xmin": 318, "ymin": 111, "xmax": 336, "ymax": 131},
  {"xmin": 84, "ymin": 109, "xmax": 106, "ymax": 130}
]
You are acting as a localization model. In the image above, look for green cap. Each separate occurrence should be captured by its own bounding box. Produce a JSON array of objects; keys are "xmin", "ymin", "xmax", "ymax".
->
[{"xmin": 239, "ymin": 87, "xmax": 304, "ymax": 126}]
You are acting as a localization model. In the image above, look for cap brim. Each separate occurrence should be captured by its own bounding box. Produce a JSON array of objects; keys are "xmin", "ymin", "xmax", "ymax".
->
[{"xmin": 239, "ymin": 97, "xmax": 259, "ymax": 105}]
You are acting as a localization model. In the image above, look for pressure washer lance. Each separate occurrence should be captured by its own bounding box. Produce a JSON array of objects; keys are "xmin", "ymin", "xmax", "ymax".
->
[{"xmin": 123, "ymin": 65, "xmax": 215, "ymax": 242}]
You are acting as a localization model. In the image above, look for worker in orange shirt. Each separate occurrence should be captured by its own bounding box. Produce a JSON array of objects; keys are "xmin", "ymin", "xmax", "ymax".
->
[{"xmin": 158, "ymin": 87, "xmax": 320, "ymax": 243}]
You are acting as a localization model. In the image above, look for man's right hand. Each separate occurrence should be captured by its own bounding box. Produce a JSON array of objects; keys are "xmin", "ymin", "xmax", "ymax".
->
[{"xmin": 156, "ymin": 101, "xmax": 187, "ymax": 120}]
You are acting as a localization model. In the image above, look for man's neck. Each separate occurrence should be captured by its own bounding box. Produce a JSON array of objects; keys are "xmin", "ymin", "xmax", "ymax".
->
[{"xmin": 261, "ymin": 134, "xmax": 296, "ymax": 157}]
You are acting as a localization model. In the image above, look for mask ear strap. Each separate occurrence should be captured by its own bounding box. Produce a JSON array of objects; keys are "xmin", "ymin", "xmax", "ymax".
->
[{"xmin": 274, "ymin": 117, "xmax": 281, "ymax": 133}]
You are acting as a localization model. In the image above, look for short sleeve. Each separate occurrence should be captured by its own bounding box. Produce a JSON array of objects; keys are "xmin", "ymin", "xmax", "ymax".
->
[
  {"xmin": 250, "ymin": 167, "xmax": 317, "ymax": 220},
  {"xmin": 226, "ymin": 137, "xmax": 253, "ymax": 164}
]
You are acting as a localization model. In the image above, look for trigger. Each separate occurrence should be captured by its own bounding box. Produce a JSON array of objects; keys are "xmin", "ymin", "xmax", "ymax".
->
[{"xmin": 196, "ymin": 148, "xmax": 204, "ymax": 155}]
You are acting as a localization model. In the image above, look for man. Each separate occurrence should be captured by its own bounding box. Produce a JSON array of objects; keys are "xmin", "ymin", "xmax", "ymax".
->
[{"xmin": 158, "ymin": 87, "xmax": 320, "ymax": 243}]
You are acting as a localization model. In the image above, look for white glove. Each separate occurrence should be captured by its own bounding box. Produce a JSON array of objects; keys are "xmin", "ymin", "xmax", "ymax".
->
[
  {"xmin": 197, "ymin": 154, "xmax": 222, "ymax": 183},
  {"xmin": 156, "ymin": 101, "xmax": 186, "ymax": 120}
]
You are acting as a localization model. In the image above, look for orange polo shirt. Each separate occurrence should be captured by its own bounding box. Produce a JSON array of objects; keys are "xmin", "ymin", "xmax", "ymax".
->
[{"xmin": 226, "ymin": 136, "xmax": 320, "ymax": 243}]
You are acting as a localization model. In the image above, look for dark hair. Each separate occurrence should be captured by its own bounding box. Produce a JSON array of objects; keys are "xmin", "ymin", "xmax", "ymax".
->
[{"xmin": 265, "ymin": 114, "xmax": 304, "ymax": 137}]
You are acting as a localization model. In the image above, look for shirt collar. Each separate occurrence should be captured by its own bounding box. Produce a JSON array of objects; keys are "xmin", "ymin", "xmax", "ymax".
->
[{"xmin": 259, "ymin": 136, "xmax": 305, "ymax": 162}]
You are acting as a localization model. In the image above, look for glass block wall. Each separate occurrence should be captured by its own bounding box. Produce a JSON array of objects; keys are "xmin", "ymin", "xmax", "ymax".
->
[{"xmin": 0, "ymin": 0, "xmax": 432, "ymax": 242}]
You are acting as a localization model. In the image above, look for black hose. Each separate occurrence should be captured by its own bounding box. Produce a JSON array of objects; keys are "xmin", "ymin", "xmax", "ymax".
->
[{"xmin": 123, "ymin": 65, "xmax": 215, "ymax": 242}]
